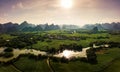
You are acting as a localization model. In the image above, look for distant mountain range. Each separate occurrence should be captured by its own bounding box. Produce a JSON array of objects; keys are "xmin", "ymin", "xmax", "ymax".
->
[
  {"xmin": 0, "ymin": 21, "xmax": 120, "ymax": 33},
  {"xmin": 83, "ymin": 22, "xmax": 120, "ymax": 31},
  {"xmin": 0, "ymin": 21, "xmax": 78, "ymax": 33}
]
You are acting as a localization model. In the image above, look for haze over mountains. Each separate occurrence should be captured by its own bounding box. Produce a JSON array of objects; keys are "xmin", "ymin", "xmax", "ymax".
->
[
  {"xmin": 83, "ymin": 22, "xmax": 120, "ymax": 31},
  {"xmin": 0, "ymin": 21, "xmax": 120, "ymax": 33}
]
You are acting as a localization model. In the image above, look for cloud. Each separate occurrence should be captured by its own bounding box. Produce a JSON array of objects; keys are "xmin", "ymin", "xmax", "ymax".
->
[
  {"xmin": 12, "ymin": 2, "xmax": 24, "ymax": 9},
  {"xmin": 17, "ymin": 2, "xmax": 23, "ymax": 8},
  {"xmin": 29, "ymin": 0, "xmax": 59, "ymax": 10}
]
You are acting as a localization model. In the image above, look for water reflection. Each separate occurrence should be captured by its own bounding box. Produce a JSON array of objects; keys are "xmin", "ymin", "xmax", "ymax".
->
[
  {"xmin": 54, "ymin": 48, "xmax": 90, "ymax": 59},
  {"xmin": 62, "ymin": 50, "xmax": 73, "ymax": 58},
  {"xmin": 54, "ymin": 44, "xmax": 109, "ymax": 59}
]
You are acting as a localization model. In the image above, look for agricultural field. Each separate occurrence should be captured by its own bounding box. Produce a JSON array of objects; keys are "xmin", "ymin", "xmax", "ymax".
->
[
  {"xmin": 0, "ymin": 65, "xmax": 20, "ymax": 72},
  {"xmin": 31, "ymin": 32, "xmax": 120, "ymax": 49},
  {"xmin": 13, "ymin": 57, "xmax": 50, "ymax": 72},
  {"xmin": 103, "ymin": 58, "xmax": 120, "ymax": 72}
]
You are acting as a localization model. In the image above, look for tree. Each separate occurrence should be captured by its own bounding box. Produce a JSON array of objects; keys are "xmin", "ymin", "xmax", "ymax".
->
[
  {"xmin": 4, "ymin": 47, "xmax": 13, "ymax": 52},
  {"xmin": 48, "ymin": 47, "xmax": 56, "ymax": 54},
  {"xmin": 86, "ymin": 48, "xmax": 97, "ymax": 64},
  {"xmin": 61, "ymin": 56, "xmax": 68, "ymax": 63},
  {"xmin": 3, "ymin": 52, "xmax": 13, "ymax": 58}
]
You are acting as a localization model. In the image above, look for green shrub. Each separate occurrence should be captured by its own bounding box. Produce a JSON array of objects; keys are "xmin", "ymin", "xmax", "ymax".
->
[
  {"xmin": 4, "ymin": 47, "xmax": 13, "ymax": 52},
  {"xmin": 3, "ymin": 52, "xmax": 14, "ymax": 58}
]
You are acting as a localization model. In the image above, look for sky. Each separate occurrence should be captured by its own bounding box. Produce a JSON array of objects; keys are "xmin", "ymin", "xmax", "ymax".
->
[{"xmin": 0, "ymin": 0, "xmax": 120, "ymax": 26}]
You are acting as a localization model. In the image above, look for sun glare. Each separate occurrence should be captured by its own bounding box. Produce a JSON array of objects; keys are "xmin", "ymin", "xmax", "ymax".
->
[
  {"xmin": 62, "ymin": 50, "xmax": 72, "ymax": 58},
  {"xmin": 61, "ymin": 0, "xmax": 73, "ymax": 8}
]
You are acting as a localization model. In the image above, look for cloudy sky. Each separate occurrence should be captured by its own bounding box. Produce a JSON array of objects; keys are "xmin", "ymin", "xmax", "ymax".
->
[{"xmin": 0, "ymin": 0, "xmax": 120, "ymax": 26}]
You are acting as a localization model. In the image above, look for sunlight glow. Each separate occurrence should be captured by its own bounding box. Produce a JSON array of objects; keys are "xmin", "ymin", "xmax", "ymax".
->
[
  {"xmin": 62, "ymin": 50, "xmax": 72, "ymax": 58},
  {"xmin": 61, "ymin": 0, "xmax": 73, "ymax": 8}
]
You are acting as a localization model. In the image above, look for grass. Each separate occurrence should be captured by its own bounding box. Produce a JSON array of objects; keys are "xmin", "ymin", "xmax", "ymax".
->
[
  {"xmin": 108, "ymin": 35, "xmax": 120, "ymax": 42},
  {"xmin": 31, "ymin": 32, "xmax": 120, "ymax": 50},
  {"xmin": 103, "ymin": 58, "xmax": 120, "ymax": 72},
  {"xmin": 63, "ymin": 33, "xmax": 109, "ymax": 38},
  {"xmin": 51, "ymin": 61, "xmax": 92, "ymax": 72},
  {"xmin": 13, "ymin": 57, "xmax": 50, "ymax": 72},
  {"xmin": 0, "ymin": 34, "xmax": 16, "ymax": 40},
  {"xmin": 32, "ymin": 33, "xmax": 111, "ymax": 49},
  {"xmin": 0, "ymin": 65, "xmax": 20, "ymax": 72},
  {"xmin": 32, "ymin": 40, "xmax": 77, "ymax": 50}
]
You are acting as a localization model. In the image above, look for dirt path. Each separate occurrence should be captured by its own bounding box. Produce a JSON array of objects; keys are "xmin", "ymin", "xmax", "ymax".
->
[{"xmin": 47, "ymin": 57, "xmax": 55, "ymax": 72}]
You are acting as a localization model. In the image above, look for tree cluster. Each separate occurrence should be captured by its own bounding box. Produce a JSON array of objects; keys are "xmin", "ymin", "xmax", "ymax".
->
[
  {"xmin": 86, "ymin": 48, "xmax": 97, "ymax": 64},
  {"xmin": 59, "ymin": 43, "xmax": 83, "ymax": 52}
]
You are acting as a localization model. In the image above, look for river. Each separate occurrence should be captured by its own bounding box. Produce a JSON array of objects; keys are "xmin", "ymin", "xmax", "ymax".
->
[{"xmin": 0, "ymin": 44, "xmax": 109, "ymax": 62}]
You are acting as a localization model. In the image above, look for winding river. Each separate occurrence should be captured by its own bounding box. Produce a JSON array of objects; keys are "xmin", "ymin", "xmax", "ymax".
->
[{"xmin": 0, "ymin": 44, "xmax": 109, "ymax": 62}]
